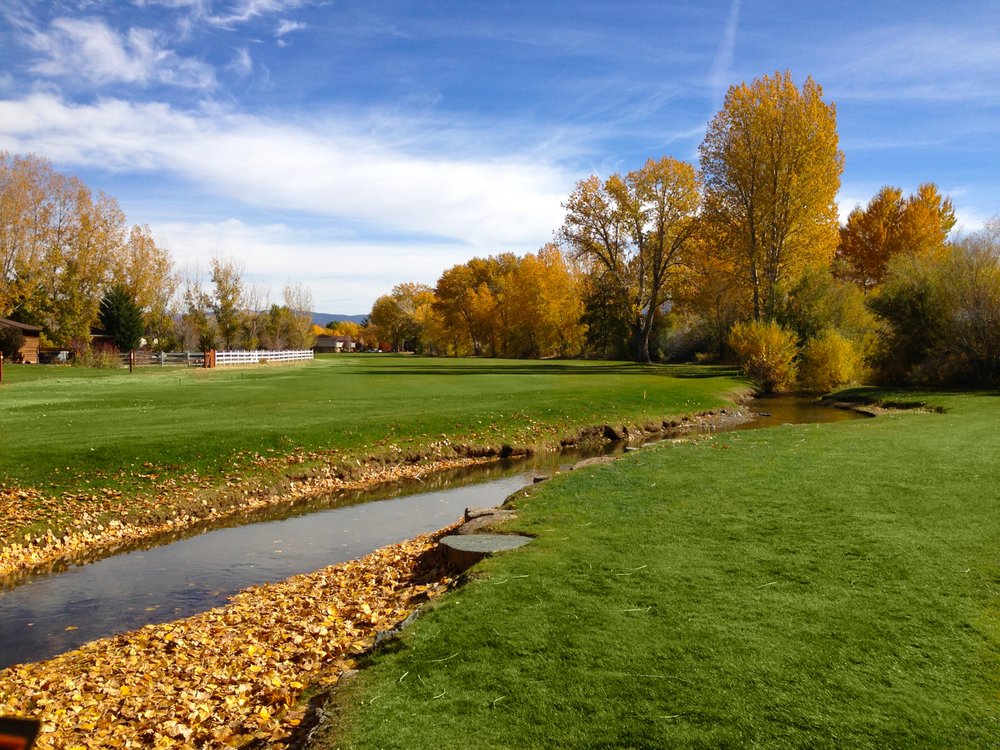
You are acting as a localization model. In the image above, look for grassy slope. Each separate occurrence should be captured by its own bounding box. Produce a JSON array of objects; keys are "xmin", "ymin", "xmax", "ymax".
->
[
  {"xmin": 0, "ymin": 356, "xmax": 745, "ymax": 498},
  {"xmin": 330, "ymin": 393, "xmax": 1000, "ymax": 749}
]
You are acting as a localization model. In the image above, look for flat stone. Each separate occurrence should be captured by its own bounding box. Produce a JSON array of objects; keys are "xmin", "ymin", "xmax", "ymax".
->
[
  {"xmin": 571, "ymin": 455, "xmax": 617, "ymax": 470},
  {"xmin": 440, "ymin": 534, "xmax": 533, "ymax": 570},
  {"xmin": 464, "ymin": 506, "xmax": 499, "ymax": 521}
]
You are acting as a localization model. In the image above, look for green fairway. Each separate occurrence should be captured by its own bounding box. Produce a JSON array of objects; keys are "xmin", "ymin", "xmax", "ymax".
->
[
  {"xmin": 0, "ymin": 356, "xmax": 745, "ymax": 520},
  {"xmin": 328, "ymin": 391, "xmax": 1000, "ymax": 749}
]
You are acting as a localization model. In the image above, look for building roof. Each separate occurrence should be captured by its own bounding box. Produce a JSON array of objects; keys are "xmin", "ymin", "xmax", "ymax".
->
[{"xmin": 0, "ymin": 317, "xmax": 42, "ymax": 333}]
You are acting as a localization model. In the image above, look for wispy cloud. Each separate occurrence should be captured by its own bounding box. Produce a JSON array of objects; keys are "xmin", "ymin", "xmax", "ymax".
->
[
  {"xmin": 276, "ymin": 19, "xmax": 307, "ymax": 37},
  {"xmin": 228, "ymin": 46, "xmax": 253, "ymax": 76},
  {"xmin": 709, "ymin": 0, "xmax": 742, "ymax": 107},
  {"xmin": 205, "ymin": 0, "xmax": 306, "ymax": 28},
  {"xmin": 155, "ymin": 219, "xmax": 484, "ymax": 311},
  {"xmin": 28, "ymin": 17, "xmax": 215, "ymax": 89},
  {"xmin": 0, "ymin": 94, "xmax": 572, "ymax": 249},
  {"xmin": 824, "ymin": 23, "xmax": 1000, "ymax": 102}
]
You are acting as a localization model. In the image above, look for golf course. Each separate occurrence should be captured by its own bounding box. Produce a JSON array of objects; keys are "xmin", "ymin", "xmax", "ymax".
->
[{"xmin": 0, "ymin": 358, "xmax": 996, "ymax": 748}]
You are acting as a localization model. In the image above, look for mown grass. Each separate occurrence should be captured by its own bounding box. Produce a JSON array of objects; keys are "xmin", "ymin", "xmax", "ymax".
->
[
  {"xmin": 327, "ymin": 391, "xmax": 1000, "ymax": 749},
  {"xmin": 0, "ymin": 356, "xmax": 746, "ymax": 498}
]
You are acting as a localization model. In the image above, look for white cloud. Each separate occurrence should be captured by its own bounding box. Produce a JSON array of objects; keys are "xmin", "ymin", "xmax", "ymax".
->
[
  {"xmin": 206, "ymin": 0, "xmax": 306, "ymax": 28},
  {"xmin": 0, "ymin": 94, "xmax": 573, "ymax": 310},
  {"xmin": 156, "ymin": 219, "xmax": 487, "ymax": 313},
  {"xmin": 28, "ymin": 17, "xmax": 215, "ymax": 89},
  {"xmin": 0, "ymin": 94, "xmax": 570, "ymax": 249},
  {"xmin": 276, "ymin": 19, "xmax": 307, "ymax": 37},
  {"xmin": 228, "ymin": 47, "xmax": 253, "ymax": 76}
]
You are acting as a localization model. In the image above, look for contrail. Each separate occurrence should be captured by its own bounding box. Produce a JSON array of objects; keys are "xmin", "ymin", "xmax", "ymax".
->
[{"xmin": 710, "ymin": 0, "xmax": 743, "ymax": 108}]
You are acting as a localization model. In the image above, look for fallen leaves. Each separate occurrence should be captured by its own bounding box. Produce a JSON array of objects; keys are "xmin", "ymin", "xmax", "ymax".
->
[{"xmin": 0, "ymin": 528, "xmax": 456, "ymax": 749}]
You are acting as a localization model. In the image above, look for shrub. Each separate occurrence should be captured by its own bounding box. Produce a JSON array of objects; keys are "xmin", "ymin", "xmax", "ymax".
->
[
  {"xmin": 0, "ymin": 327, "xmax": 24, "ymax": 361},
  {"xmin": 658, "ymin": 313, "xmax": 715, "ymax": 362},
  {"xmin": 798, "ymin": 329, "xmax": 864, "ymax": 393},
  {"xmin": 75, "ymin": 345, "xmax": 122, "ymax": 369},
  {"xmin": 728, "ymin": 320, "xmax": 799, "ymax": 393}
]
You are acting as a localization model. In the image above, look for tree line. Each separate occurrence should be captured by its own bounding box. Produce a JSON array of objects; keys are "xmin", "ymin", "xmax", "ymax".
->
[
  {"xmin": 367, "ymin": 71, "xmax": 1000, "ymax": 389},
  {"xmin": 0, "ymin": 153, "xmax": 314, "ymax": 355}
]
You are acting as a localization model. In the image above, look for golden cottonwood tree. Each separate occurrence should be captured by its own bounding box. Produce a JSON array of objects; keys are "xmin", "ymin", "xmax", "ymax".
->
[
  {"xmin": 700, "ymin": 72, "xmax": 843, "ymax": 321},
  {"xmin": 504, "ymin": 244, "xmax": 585, "ymax": 357},
  {"xmin": 561, "ymin": 156, "xmax": 700, "ymax": 362},
  {"xmin": 836, "ymin": 183, "xmax": 956, "ymax": 290},
  {"xmin": 370, "ymin": 282, "xmax": 434, "ymax": 352},
  {"xmin": 1, "ymin": 152, "xmax": 176, "ymax": 349}
]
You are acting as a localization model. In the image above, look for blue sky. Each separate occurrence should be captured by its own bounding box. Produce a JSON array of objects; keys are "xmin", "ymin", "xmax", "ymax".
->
[{"xmin": 1, "ymin": 0, "xmax": 998, "ymax": 314}]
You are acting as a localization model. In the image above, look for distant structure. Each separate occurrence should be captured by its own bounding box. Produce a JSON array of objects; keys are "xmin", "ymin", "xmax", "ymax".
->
[
  {"xmin": 0, "ymin": 318, "xmax": 42, "ymax": 363},
  {"xmin": 313, "ymin": 335, "xmax": 355, "ymax": 353}
]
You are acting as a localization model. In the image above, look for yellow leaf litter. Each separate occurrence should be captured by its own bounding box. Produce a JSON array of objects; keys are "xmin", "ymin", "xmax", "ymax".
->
[{"xmin": 0, "ymin": 527, "xmax": 457, "ymax": 749}]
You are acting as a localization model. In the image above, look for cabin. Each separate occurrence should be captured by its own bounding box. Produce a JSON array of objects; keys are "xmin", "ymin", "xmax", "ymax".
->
[
  {"xmin": 313, "ymin": 335, "xmax": 355, "ymax": 353},
  {"xmin": 0, "ymin": 318, "xmax": 42, "ymax": 363}
]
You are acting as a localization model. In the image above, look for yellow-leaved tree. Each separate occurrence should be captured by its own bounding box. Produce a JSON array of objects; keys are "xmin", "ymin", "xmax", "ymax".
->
[
  {"xmin": 561, "ymin": 156, "xmax": 701, "ymax": 362},
  {"xmin": 700, "ymin": 72, "xmax": 843, "ymax": 321},
  {"xmin": 836, "ymin": 183, "xmax": 956, "ymax": 291}
]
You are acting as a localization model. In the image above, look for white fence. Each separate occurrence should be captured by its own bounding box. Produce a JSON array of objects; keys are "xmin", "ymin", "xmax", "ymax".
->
[{"xmin": 213, "ymin": 349, "xmax": 314, "ymax": 366}]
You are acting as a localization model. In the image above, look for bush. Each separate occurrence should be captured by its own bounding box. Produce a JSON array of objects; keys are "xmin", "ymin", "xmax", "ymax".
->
[
  {"xmin": 798, "ymin": 329, "xmax": 864, "ymax": 393},
  {"xmin": 867, "ymin": 231, "xmax": 1000, "ymax": 387},
  {"xmin": 0, "ymin": 327, "xmax": 24, "ymax": 361},
  {"xmin": 657, "ymin": 313, "xmax": 716, "ymax": 362},
  {"xmin": 728, "ymin": 320, "xmax": 799, "ymax": 393},
  {"xmin": 75, "ymin": 345, "xmax": 122, "ymax": 369}
]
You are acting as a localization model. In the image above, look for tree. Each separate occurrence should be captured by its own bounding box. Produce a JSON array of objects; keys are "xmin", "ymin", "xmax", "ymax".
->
[
  {"xmin": 98, "ymin": 284, "xmax": 144, "ymax": 352},
  {"xmin": 282, "ymin": 283, "xmax": 316, "ymax": 350},
  {"xmin": 178, "ymin": 268, "xmax": 215, "ymax": 351},
  {"xmin": 836, "ymin": 183, "xmax": 956, "ymax": 291},
  {"xmin": 700, "ymin": 72, "xmax": 843, "ymax": 321},
  {"xmin": 561, "ymin": 156, "xmax": 700, "ymax": 362},
  {"xmin": 0, "ymin": 326, "xmax": 23, "ymax": 361},
  {"xmin": 504, "ymin": 244, "xmax": 585, "ymax": 358},
  {"xmin": 1, "ymin": 153, "xmax": 176, "ymax": 351},
  {"xmin": 114, "ymin": 224, "xmax": 177, "ymax": 344},
  {"xmin": 369, "ymin": 282, "xmax": 432, "ymax": 352},
  {"xmin": 209, "ymin": 257, "xmax": 245, "ymax": 350}
]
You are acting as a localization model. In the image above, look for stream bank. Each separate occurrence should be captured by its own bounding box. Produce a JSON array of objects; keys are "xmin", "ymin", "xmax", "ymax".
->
[{"xmin": 0, "ymin": 401, "xmax": 756, "ymax": 583}]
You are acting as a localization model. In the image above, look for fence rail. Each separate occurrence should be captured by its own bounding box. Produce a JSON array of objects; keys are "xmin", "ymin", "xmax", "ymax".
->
[
  {"xmin": 111, "ymin": 349, "xmax": 313, "ymax": 368},
  {"xmin": 213, "ymin": 349, "xmax": 314, "ymax": 366}
]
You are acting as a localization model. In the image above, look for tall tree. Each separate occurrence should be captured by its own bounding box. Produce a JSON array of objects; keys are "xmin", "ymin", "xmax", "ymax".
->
[
  {"xmin": 114, "ymin": 224, "xmax": 177, "ymax": 343},
  {"xmin": 98, "ymin": 284, "xmax": 144, "ymax": 352},
  {"xmin": 700, "ymin": 72, "xmax": 843, "ymax": 321},
  {"xmin": 282, "ymin": 282, "xmax": 316, "ymax": 350},
  {"xmin": 836, "ymin": 183, "xmax": 956, "ymax": 291},
  {"xmin": 561, "ymin": 156, "xmax": 700, "ymax": 362},
  {"xmin": 209, "ymin": 256, "xmax": 245, "ymax": 350}
]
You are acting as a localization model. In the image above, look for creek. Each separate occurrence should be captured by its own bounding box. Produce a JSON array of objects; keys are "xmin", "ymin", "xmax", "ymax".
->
[{"xmin": 0, "ymin": 396, "xmax": 864, "ymax": 669}]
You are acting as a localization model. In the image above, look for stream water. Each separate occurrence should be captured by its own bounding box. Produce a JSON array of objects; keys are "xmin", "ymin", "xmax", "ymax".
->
[{"xmin": 0, "ymin": 396, "xmax": 864, "ymax": 669}]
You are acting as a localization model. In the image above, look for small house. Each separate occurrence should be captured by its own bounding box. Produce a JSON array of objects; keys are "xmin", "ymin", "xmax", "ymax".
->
[
  {"xmin": 313, "ymin": 335, "xmax": 355, "ymax": 353},
  {"xmin": 0, "ymin": 318, "xmax": 42, "ymax": 363}
]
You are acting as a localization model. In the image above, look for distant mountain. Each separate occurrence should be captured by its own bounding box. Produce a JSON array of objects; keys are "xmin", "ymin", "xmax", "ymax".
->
[{"xmin": 312, "ymin": 312, "xmax": 367, "ymax": 326}]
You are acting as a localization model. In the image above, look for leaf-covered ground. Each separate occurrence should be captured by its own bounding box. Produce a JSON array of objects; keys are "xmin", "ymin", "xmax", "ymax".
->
[{"xmin": 0, "ymin": 528, "xmax": 456, "ymax": 749}]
